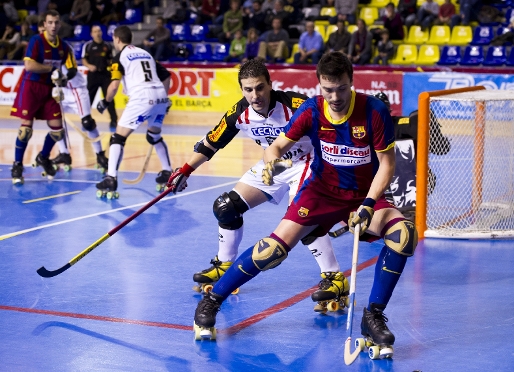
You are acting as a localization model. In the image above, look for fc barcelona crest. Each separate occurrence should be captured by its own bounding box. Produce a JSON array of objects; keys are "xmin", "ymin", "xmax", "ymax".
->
[
  {"xmin": 298, "ymin": 207, "xmax": 309, "ymax": 217},
  {"xmin": 352, "ymin": 126, "xmax": 366, "ymax": 139}
]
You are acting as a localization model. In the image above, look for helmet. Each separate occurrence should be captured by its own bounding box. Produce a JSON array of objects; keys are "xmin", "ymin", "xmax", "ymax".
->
[{"xmin": 374, "ymin": 92, "xmax": 391, "ymax": 112}]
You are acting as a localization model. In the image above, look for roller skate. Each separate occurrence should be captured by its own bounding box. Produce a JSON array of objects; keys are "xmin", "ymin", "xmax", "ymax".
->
[
  {"xmin": 192, "ymin": 256, "xmax": 239, "ymax": 295},
  {"xmin": 95, "ymin": 175, "xmax": 119, "ymax": 199},
  {"xmin": 50, "ymin": 152, "xmax": 72, "ymax": 172},
  {"xmin": 155, "ymin": 170, "xmax": 171, "ymax": 192},
  {"xmin": 95, "ymin": 151, "xmax": 108, "ymax": 173},
  {"xmin": 355, "ymin": 303, "xmax": 395, "ymax": 360},
  {"xmin": 193, "ymin": 292, "xmax": 223, "ymax": 341},
  {"xmin": 311, "ymin": 272, "xmax": 350, "ymax": 313},
  {"xmin": 11, "ymin": 161, "xmax": 24, "ymax": 185},
  {"xmin": 32, "ymin": 152, "xmax": 57, "ymax": 179}
]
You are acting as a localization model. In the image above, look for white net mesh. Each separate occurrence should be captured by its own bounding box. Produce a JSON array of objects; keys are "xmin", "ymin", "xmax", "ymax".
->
[{"xmin": 425, "ymin": 90, "xmax": 514, "ymax": 238}]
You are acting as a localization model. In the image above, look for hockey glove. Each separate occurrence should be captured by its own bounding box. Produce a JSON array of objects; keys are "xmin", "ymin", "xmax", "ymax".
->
[
  {"xmin": 166, "ymin": 98, "xmax": 172, "ymax": 113},
  {"xmin": 348, "ymin": 198, "xmax": 376, "ymax": 235},
  {"xmin": 97, "ymin": 99, "xmax": 109, "ymax": 114},
  {"xmin": 166, "ymin": 163, "xmax": 194, "ymax": 193},
  {"xmin": 51, "ymin": 87, "xmax": 64, "ymax": 103},
  {"xmin": 262, "ymin": 158, "xmax": 293, "ymax": 186},
  {"xmin": 51, "ymin": 68, "xmax": 67, "ymax": 87}
]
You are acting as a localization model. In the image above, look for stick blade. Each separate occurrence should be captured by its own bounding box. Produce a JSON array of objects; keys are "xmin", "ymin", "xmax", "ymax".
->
[
  {"xmin": 344, "ymin": 337, "xmax": 361, "ymax": 366},
  {"xmin": 37, "ymin": 263, "xmax": 71, "ymax": 278}
]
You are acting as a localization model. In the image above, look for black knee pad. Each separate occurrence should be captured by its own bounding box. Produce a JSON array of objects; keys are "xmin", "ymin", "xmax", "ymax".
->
[
  {"xmin": 213, "ymin": 190, "xmax": 249, "ymax": 230},
  {"xmin": 81, "ymin": 114, "xmax": 97, "ymax": 131},
  {"xmin": 382, "ymin": 219, "xmax": 418, "ymax": 257},
  {"xmin": 301, "ymin": 231, "xmax": 318, "ymax": 246},
  {"xmin": 110, "ymin": 133, "xmax": 127, "ymax": 147},
  {"xmin": 146, "ymin": 130, "xmax": 163, "ymax": 145}
]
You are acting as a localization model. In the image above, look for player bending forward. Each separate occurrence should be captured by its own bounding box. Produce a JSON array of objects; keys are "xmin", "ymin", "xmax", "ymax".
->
[
  {"xmin": 193, "ymin": 52, "xmax": 417, "ymax": 352},
  {"xmin": 168, "ymin": 58, "xmax": 348, "ymax": 310},
  {"xmin": 95, "ymin": 26, "xmax": 172, "ymax": 198}
]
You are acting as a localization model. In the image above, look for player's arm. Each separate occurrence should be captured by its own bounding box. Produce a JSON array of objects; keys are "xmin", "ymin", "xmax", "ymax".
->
[
  {"xmin": 367, "ymin": 147, "xmax": 395, "ymax": 201},
  {"xmin": 81, "ymin": 42, "xmax": 96, "ymax": 71},
  {"xmin": 24, "ymin": 58, "xmax": 53, "ymax": 73},
  {"xmin": 156, "ymin": 62, "xmax": 170, "ymax": 91},
  {"xmin": 97, "ymin": 53, "xmax": 122, "ymax": 113},
  {"xmin": 263, "ymin": 134, "xmax": 296, "ymax": 163}
]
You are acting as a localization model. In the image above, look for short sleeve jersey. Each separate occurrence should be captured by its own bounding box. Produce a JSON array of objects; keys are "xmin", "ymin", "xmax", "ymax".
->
[
  {"xmin": 81, "ymin": 40, "xmax": 113, "ymax": 72},
  {"xmin": 23, "ymin": 32, "xmax": 75, "ymax": 85},
  {"xmin": 282, "ymin": 91, "xmax": 395, "ymax": 190},
  {"xmin": 204, "ymin": 90, "xmax": 313, "ymax": 161}
]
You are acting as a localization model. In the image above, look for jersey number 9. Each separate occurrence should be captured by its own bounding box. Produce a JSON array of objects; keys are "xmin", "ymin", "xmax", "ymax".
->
[{"xmin": 141, "ymin": 61, "xmax": 153, "ymax": 82}]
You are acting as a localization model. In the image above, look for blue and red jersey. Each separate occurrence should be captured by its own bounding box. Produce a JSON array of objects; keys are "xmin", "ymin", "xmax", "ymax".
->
[
  {"xmin": 282, "ymin": 91, "xmax": 395, "ymax": 191},
  {"xmin": 23, "ymin": 31, "xmax": 75, "ymax": 85}
]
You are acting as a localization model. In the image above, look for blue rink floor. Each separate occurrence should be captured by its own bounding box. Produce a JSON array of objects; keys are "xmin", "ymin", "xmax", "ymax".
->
[{"xmin": 0, "ymin": 165, "xmax": 513, "ymax": 372}]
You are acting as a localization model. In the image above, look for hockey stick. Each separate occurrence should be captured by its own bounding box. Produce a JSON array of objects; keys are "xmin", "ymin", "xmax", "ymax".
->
[
  {"xmin": 37, "ymin": 184, "xmax": 176, "ymax": 278},
  {"xmin": 122, "ymin": 146, "xmax": 153, "ymax": 185},
  {"xmin": 328, "ymin": 225, "xmax": 349, "ymax": 238},
  {"xmin": 65, "ymin": 117, "xmax": 106, "ymax": 143},
  {"xmin": 344, "ymin": 224, "xmax": 364, "ymax": 365},
  {"xmin": 56, "ymin": 88, "xmax": 72, "ymax": 151}
]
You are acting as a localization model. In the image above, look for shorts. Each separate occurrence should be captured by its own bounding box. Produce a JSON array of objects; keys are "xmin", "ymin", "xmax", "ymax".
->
[
  {"xmin": 118, "ymin": 88, "xmax": 168, "ymax": 131},
  {"xmin": 62, "ymin": 85, "xmax": 91, "ymax": 118},
  {"xmin": 11, "ymin": 80, "xmax": 61, "ymax": 121},
  {"xmin": 239, "ymin": 152, "xmax": 313, "ymax": 205},
  {"xmin": 284, "ymin": 175, "xmax": 397, "ymax": 237}
]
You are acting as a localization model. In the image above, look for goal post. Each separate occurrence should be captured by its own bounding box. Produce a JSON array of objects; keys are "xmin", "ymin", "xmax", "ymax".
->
[{"xmin": 416, "ymin": 86, "xmax": 514, "ymax": 239}]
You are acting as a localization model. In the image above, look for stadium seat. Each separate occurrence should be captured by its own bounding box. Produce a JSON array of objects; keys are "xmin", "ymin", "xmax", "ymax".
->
[
  {"xmin": 369, "ymin": 0, "xmax": 390, "ymax": 7},
  {"xmin": 460, "ymin": 45, "xmax": 484, "ymax": 66},
  {"xmin": 506, "ymin": 48, "xmax": 514, "ymax": 66},
  {"xmin": 347, "ymin": 25, "xmax": 358, "ymax": 34},
  {"xmin": 302, "ymin": 7, "xmax": 320, "ymax": 20},
  {"xmin": 169, "ymin": 43, "xmax": 193, "ymax": 61},
  {"xmin": 105, "ymin": 24, "xmax": 116, "ymax": 42},
  {"xmin": 359, "ymin": 7, "xmax": 379, "ymax": 26},
  {"xmin": 428, "ymin": 25, "xmax": 450, "ymax": 45},
  {"xmin": 188, "ymin": 43, "xmax": 212, "ymax": 61},
  {"xmin": 416, "ymin": 45, "xmax": 440, "ymax": 65},
  {"xmin": 71, "ymin": 42, "xmax": 84, "ymax": 61},
  {"xmin": 69, "ymin": 25, "xmax": 91, "ymax": 41},
  {"xmin": 171, "ymin": 24, "xmax": 191, "ymax": 41},
  {"xmin": 438, "ymin": 46, "xmax": 461, "ymax": 65},
  {"xmin": 492, "ymin": 0, "xmax": 511, "ymax": 8},
  {"xmin": 319, "ymin": 7, "xmax": 337, "ymax": 17},
  {"xmin": 405, "ymin": 26, "xmax": 429, "ymax": 45},
  {"xmin": 286, "ymin": 43, "xmax": 299, "ymax": 64},
  {"xmin": 17, "ymin": 9, "xmax": 28, "ymax": 23},
  {"xmin": 314, "ymin": 25, "xmax": 327, "ymax": 42},
  {"xmin": 471, "ymin": 26, "xmax": 493, "ymax": 45},
  {"xmin": 483, "ymin": 46, "xmax": 507, "ymax": 66},
  {"xmin": 449, "ymin": 25, "xmax": 472, "ymax": 46},
  {"xmin": 496, "ymin": 26, "xmax": 513, "ymax": 45},
  {"xmin": 209, "ymin": 43, "xmax": 230, "ymax": 61},
  {"xmin": 392, "ymin": 25, "xmax": 408, "ymax": 45},
  {"xmin": 326, "ymin": 25, "xmax": 338, "ymax": 39},
  {"xmin": 504, "ymin": 8, "xmax": 513, "ymax": 25},
  {"xmin": 390, "ymin": 44, "xmax": 417, "ymax": 65},
  {"xmin": 124, "ymin": 8, "xmax": 143, "ymax": 24},
  {"xmin": 189, "ymin": 25, "xmax": 207, "ymax": 42}
]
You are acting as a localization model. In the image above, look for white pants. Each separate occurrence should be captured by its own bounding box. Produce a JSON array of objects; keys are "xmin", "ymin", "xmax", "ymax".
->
[
  {"xmin": 118, "ymin": 89, "xmax": 169, "ymax": 130},
  {"xmin": 61, "ymin": 85, "xmax": 91, "ymax": 118}
]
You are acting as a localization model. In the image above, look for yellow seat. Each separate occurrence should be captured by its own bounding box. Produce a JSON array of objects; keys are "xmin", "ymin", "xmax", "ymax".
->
[
  {"xmin": 286, "ymin": 43, "xmax": 299, "ymax": 64},
  {"xmin": 315, "ymin": 25, "xmax": 327, "ymax": 42},
  {"xmin": 359, "ymin": 7, "xmax": 379, "ymax": 26},
  {"xmin": 428, "ymin": 25, "xmax": 451, "ymax": 45},
  {"xmin": 17, "ymin": 9, "xmax": 28, "ymax": 23},
  {"xmin": 405, "ymin": 25, "xmax": 429, "ymax": 45},
  {"xmin": 390, "ymin": 44, "xmax": 418, "ymax": 65},
  {"xmin": 326, "ymin": 25, "xmax": 338, "ymax": 40},
  {"xmin": 417, "ymin": 44, "xmax": 440, "ymax": 65},
  {"xmin": 320, "ymin": 7, "xmax": 337, "ymax": 17},
  {"xmin": 314, "ymin": 19, "xmax": 329, "ymax": 26},
  {"xmin": 392, "ymin": 25, "xmax": 408, "ymax": 45},
  {"xmin": 347, "ymin": 25, "xmax": 358, "ymax": 34},
  {"xmin": 369, "ymin": 0, "xmax": 390, "ymax": 7},
  {"xmin": 450, "ymin": 25, "xmax": 472, "ymax": 46}
]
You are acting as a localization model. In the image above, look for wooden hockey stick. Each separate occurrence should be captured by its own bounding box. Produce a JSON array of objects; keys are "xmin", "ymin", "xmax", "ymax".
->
[
  {"xmin": 65, "ymin": 117, "xmax": 106, "ymax": 143},
  {"xmin": 122, "ymin": 146, "xmax": 153, "ymax": 185}
]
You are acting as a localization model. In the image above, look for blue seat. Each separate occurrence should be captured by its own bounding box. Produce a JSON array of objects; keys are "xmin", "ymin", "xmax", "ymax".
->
[
  {"xmin": 71, "ymin": 41, "xmax": 84, "ymax": 61},
  {"xmin": 460, "ymin": 45, "xmax": 484, "ymax": 66},
  {"xmin": 437, "ymin": 46, "xmax": 461, "ymax": 65},
  {"xmin": 171, "ymin": 24, "xmax": 190, "ymax": 41},
  {"xmin": 506, "ymin": 48, "xmax": 514, "ymax": 66},
  {"xmin": 124, "ymin": 8, "xmax": 143, "ymax": 24},
  {"xmin": 188, "ymin": 43, "xmax": 212, "ymax": 61},
  {"xmin": 69, "ymin": 25, "xmax": 91, "ymax": 41},
  {"xmin": 169, "ymin": 43, "xmax": 193, "ymax": 61},
  {"xmin": 483, "ymin": 46, "xmax": 507, "ymax": 66},
  {"xmin": 496, "ymin": 26, "xmax": 513, "ymax": 45},
  {"xmin": 492, "ymin": 0, "xmax": 511, "ymax": 8},
  {"xmin": 105, "ymin": 24, "xmax": 117, "ymax": 41},
  {"xmin": 471, "ymin": 26, "xmax": 493, "ymax": 45},
  {"xmin": 503, "ymin": 8, "xmax": 513, "ymax": 24},
  {"xmin": 209, "ymin": 43, "xmax": 230, "ymax": 61},
  {"xmin": 188, "ymin": 25, "xmax": 207, "ymax": 42}
]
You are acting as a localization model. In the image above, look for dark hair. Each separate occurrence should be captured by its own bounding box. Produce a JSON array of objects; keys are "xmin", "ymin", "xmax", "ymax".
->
[
  {"xmin": 42, "ymin": 10, "xmax": 60, "ymax": 22},
  {"xmin": 374, "ymin": 92, "xmax": 391, "ymax": 112},
  {"xmin": 238, "ymin": 58, "xmax": 271, "ymax": 87},
  {"xmin": 316, "ymin": 51, "xmax": 353, "ymax": 83},
  {"xmin": 37, "ymin": 19, "xmax": 45, "ymax": 28},
  {"xmin": 157, "ymin": 16, "xmax": 164, "ymax": 22},
  {"xmin": 113, "ymin": 25, "xmax": 132, "ymax": 44}
]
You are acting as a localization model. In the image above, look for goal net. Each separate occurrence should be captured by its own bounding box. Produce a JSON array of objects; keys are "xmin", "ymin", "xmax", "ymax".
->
[{"xmin": 416, "ymin": 87, "xmax": 514, "ymax": 239}]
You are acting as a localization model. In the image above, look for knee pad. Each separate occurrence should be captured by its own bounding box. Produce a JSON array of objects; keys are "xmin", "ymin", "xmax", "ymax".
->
[
  {"xmin": 383, "ymin": 219, "xmax": 418, "ymax": 257},
  {"xmin": 213, "ymin": 191, "xmax": 249, "ymax": 230},
  {"xmin": 252, "ymin": 237, "xmax": 289, "ymax": 271},
  {"xmin": 146, "ymin": 129, "xmax": 163, "ymax": 145},
  {"xmin": 49, "ymin": 129, "xmax": 65, "ymax": 142},
  {"xmin": 110, "ymin": 133, "xmax": 127, "ymax": 147},
  {"xmin": 301, "ymin": 231, "xmax": 318, "ymax": 246},
  {"xmin": 17, "ymin": 126, "xmax": 33, "ymax": 143},
  {"xmin": 81, "ymin": 114, "xmax": 97, "ymax": 131}
]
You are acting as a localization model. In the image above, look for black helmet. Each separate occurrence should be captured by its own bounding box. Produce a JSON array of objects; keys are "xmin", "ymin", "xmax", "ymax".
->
[{"xmin": 374, "ymin": 92, "xmax": 391, "ymax": 112}]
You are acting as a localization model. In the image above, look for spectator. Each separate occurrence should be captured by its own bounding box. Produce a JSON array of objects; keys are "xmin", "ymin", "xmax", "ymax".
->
[
  {"xmin": 243, "ymin": 27, "xmax": 260, "ymax": 61},
  {"xmin": 106, "ymin": 0, "xmax": 126, "ymax": 23},
  {"xmin": 225, "ymin": 28, "xmax": 246, "ymax": 61},
  {"xmin": 257, "ymin": 16, "xmax": 289, "ymax": 62},
  {"xmin": 491, "ymin": 19, "xmax": 514, "ymax": 46},
  {"xmin": 264, "ymin": 0, "xmax": 291, "ymax": 31},
  {"xmin": 142, "ymin": 16, "xmax": 171, "ymax": 61},
  {"xmin": 196, "ymin": 0, "xmax": 220, "ymax": 24},
  {"xmin": 67, "ymin": 0, "xmax": 92, "ymax": 24},
  {"xmin": 284, "ymin": 0, "xmax": 303, "ymax": 25},
  {"xmin": 325, "ymin": 19, "xmax": 351, "ymax": 54},
  {"xmin": 8, "ymin": 20, "xmax": 34, "ymax": 60},
  {"xmin": 245, "ymin": 0, "xmax": 266, "ymax": 32},
  {"xmin": 90, "ymin": 0, "xmax": 111, "ymax": 24},
  {"xmin": 417, "ymin": 0, "xmax": 439, "ymax": 31},
  {"xmin": 218, "ymin": 0, "xmax": 243, "ymax": 43},
  {"xmin": 397, "ymin": 0, "xmax": 416, "ymax": 27},
  {"xmin": 294, "ymin": 20, "xmax": 323, "ymax": 64},
  {"xmin": 381, "ymin": 2, "xmax": 404, "ymax": 41},
  {"xmin": 169, "ymin": 1, "xmax": 191, "ymax": 23},
  {"xmin": 3, "ymin": 0, "xmax": 18, "ymax": 23},
  {"xmin": 434, "ymin": 0, "xmax": 455, "ymax": 26},
  {"xmin": 348, "ymin": 18, "xmax": 372, "ymax": 65},
  {"xmin": 261, "ymin": 0, "xmax": 275, "ymax": 14},
  {"xmin": 373, "ymin": 29, "xmax": 394, "ymax": 65},
  {"xmin": 332, "ymin": 0, "xmax": 357, "ymax": 25},
  {"xmin": 0, "ymin": 22, "xmax": 19, "ymax": 60}
]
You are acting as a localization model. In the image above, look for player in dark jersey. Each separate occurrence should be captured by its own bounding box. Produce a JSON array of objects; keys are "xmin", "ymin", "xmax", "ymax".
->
[
  {"xmin": 10, "ymin": 10, "xmax": 77, "ymax": 184},
  {"xmin": 193, "ymin": 52, "xmax": 418, "ymax": 353}
]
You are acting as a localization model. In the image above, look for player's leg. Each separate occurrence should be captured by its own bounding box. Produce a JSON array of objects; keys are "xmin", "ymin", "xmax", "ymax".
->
[
  {"xmin": 100, "ymin": 76, "xmax": 117, "ymax": 127},
  {"xmin": 12, "ymin": 120, "xmax": 33, "ymax": 183},
  {"xmin": 147, "ymin": 125, "xmax": 172, "ymax": 184}
]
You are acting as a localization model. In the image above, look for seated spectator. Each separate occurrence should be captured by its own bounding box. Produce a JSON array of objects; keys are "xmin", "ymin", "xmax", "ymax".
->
[
  {"xmin": 107, "ymin": 0, "xmax": 126, "ymax": 23},
  {"xmin": 325, "ymin": 19, "xmax": 351, "ymax": 54},
  {"xmin": 381, "ymin": 2, "xmax": 404, "ymax": 41},
  {"xmin": 417, "ymin": 0, "xmax": 439, "ymax": 31},
  {"xmin": 217, "ymin": 0, "xmax": 243, "ymax": 43},
  {"xmin": 491, "ymin": 19, "xmax": 514, "ymax": 46},
  {"xmin": 0, "ymin": 22, "xmax": 20, "ymax": 60},
  {"xmin": 244, "ymin": 0, "xmax": 266, "ymax": 32},
  {"xmin": 294, "ymin": 20, "xmax": 323, "ymax": 64},
  {"xmin": 257, "ymin": 16, "xmax": 289, "ymax": 62},
  {"xmin": 331, "ymin": 0, "xmax": 357, "ymax": 25},
  {"xmin": 397, "ymin": 0, "xmax": 416, "ymax": 28},
  {"xmin": 284, "ymin": 0, "xmax": 303, "ymax": 25},
  {"xmin": 225, "ymin": 29, "xmax": 246, "ymax": 61},
  {"xmin": 450, "ymin": 0, "xmax": 482, "ymax": 28},
  {"xmin": 142, "ymin": 16, "xmax": 171, "ymax": 61},
  {"xmin": 348, "ymin": 18, "xmax": 372, "ymax": 65},
  {"xmin": 196, "ymin": 0, "xmax": 220, "ymax": 25},
  {"xmin": 3, "ymin": 0, "xmax": 18, "ymax": 23},
  {"xmin": 169, "ymin": 1, "xmax": 191, "ymax": 23},
  {"xmin": 243, "ymin": 27, "xmax": 260, "ymax": 61},
  {"xmin": 261, "ymin": 0, "xmax": 275, "ymax": 14},
  {"xmin": 263, "ymin": 0, "xmax": 291, "ymax": 31},
  {"xmin": 67, "ymin": 0, "xmax": 92, "ymax": 24},
  {"xmin": 90, "ymin": 0, "xmax": 111, "ymax": 24},
  {"xmin": 373, "ymin": 29, "xmax": 394, "ymax": 65},
  {"xmin": 434, "ymin": 0, "xmax": 455, "ymax": 26},
  {"xmin": 8, "ymin": 20, "xmax": 34, "ymax": 60}
]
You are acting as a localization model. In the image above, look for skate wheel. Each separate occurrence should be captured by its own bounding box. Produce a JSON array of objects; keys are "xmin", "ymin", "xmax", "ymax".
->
[
  {"xmin": 380, "ymin": 346, "xmax": 394, "ymax": 359},
  {"xmin": 231, "ymin": 287, "xmax": 240, "ymax": 295},
  {"xmin": 32, "ymin": 163, "xmax": 37, "ymax": 168},
  {"xmin": 313, "ymin": 303, "xmax": 327, "ymax": 313},
  {"xmin": 342, "ymin": 296, "xmax": 350, "ymax": 308},
  {"xmin": 96, "ymin": 190, "xmax": 103, "ymax": 198},
  {"xmin": 41, "ymin": 171, "xmax": 46, "ymax": 177},
  {"xmin": 368, "ymin": 346, "xmax": 381, "ymax": 360},
  {"xmin": 106, "ymin": 191, "xmax": 113, "ymax": 200},
  {"xmin": 47, "ymin": 175, "xmax": 54, "ymax": 180},
  {"xmin": 193, "ymin": 322, "xmax": 202, "ymax": 341},
  {"xmin": 12, "ymin": 178, "xmax": 24, "ymax": 185},
  {"xmin": 63, "ymin": 165, "xmax": 71, "ymax": 172},
  {"xmin": 192, "ymin": 285, "xmax": 202, "ymax": 293},
  {"xmin": 114, "ymin": 192, "xmax": 119, "ymax": 199},
  {"xmin": 327, "ymin": 301, "xmax": 339, "ymax": 312},
  {"xmin": 203, "ymin": 284, "xmax": 214, "ymax": 294},
  {"xmin": 355, "ymin": 338, "xmax": 366, "ymax": 352},
  {"xmin": 156, "ymin": 184, "xmax": 163, "ymax": 192}
]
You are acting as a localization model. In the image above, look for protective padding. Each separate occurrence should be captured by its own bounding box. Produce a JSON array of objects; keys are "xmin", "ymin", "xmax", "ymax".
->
[
  {"xmin": 110, "ymin": 133, "xmax": 127, "ymax": 146},
  {"xmin": 383, "ymin": 219, "xmax": 417, "ymax": 256},
  {"xmin": 251, "ymin": 237, "xmax": 288, "ymax": 271},
  {"xmin": 146, "ymin": 130, "xmax": 163, "ymax": 145},
  {"xmin": 81, "ymin": 115, "xmax": 97, "ymax": 131},
  {"xmin": 49, "ymin": 129, "xmax": 65, "ymax": 142},
  {"xmin": 213, "ymin": 191, "xmax": 248, "ymax": 229},
  {"xmin": 17, "ymin": 126, "xmax": 33, "ymax": 143}
]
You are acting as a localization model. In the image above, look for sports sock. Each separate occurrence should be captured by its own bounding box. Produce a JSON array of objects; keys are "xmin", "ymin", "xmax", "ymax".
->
[
  {"xmin": 56, "ymin": 139, "xmax": 70, "ymax": 154},
  {"xmin": 307, "ymin": 234, "xmax": 340, "ymax": 273},
  {"xmin": 87, "ymin": 128, "xmax": 102, "ymax": 153},
  {"xmin": 41, "ymin": 132, "xmax": 57, "ymax": 157},
  {"xmin": 154, "ymin": 141, "xmax": 171, "ymax": 171},
  {"xmin": 107, "ymin": 144, "xmax": 123, "ymax": 178},
  {"xmin": 15, "ymin": 138, "xmax": 29, "ymax": 163},
  {"xmin": 218, "ymin": 226, "xmax": 243, "ymax": 262}
]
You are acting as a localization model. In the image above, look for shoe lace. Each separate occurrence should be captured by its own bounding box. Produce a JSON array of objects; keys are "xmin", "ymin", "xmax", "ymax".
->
[
  {"xmin": 371, "ymin": 310, "xmax": 389, "ymax": 331},
  {"xmin": 199, "ymin": 296, "xmax": 221, "ymax": 314},
  {"xmin": 317, "ymin": 272, "xmax": 337, "ymax": 291}
]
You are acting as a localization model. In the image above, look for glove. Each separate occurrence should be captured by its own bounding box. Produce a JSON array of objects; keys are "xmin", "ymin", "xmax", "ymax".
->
[
  {"xmin": 97, "ymin": 99, "xmax": 109, "ymax": 114},
  {"xmin": 262, "ymin": 158, "xmax": 293, "ymax": 186},
  {"xmin": 348, "ymin": 198, "xmax": 376, "ymax": 235},
  {"xmin": 166, "ymin": 98, "xmax": 172, "ymax": 113},
  {"xmin": 51, "ymin": 68, "xmax": 66, "ymax": 87},
  {"xmin": 52, "ymin": 87, "xmax": 64, "ymax": 103},
  {"xmin": 166, "ymin": 163, "xmax": 195, "ymax": 193}
]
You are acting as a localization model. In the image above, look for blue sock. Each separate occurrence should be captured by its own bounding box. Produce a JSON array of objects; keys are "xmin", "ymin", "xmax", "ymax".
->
[
  {"xmin": 368, "ymin": 246, "xmax": 408, "ymax": 309},
  {"xmin": 41, "ymin": 133, "xmax": 56, "ymax": 157},
  {"xmin": 15, "ymin": 138, "xmax": 28, "ymax": 163}
]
